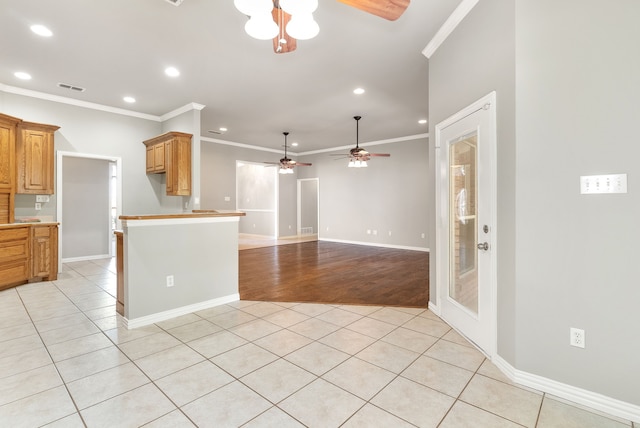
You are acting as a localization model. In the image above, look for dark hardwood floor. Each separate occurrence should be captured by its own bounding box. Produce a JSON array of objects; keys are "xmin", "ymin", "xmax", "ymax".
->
[{"xmin": 239, "ymin": 241, "xmax": 429, "ymax": 307}]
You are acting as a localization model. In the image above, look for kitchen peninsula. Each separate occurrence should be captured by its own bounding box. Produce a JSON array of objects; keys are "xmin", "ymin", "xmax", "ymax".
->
[{"xmin": 117, "ymin": 210, "xmax": 245, "ymax": 328}]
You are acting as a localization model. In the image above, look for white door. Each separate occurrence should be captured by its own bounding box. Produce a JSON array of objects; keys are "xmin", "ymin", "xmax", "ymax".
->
[{"xmin": 436, "ymin": 92, "xmax": 496, "ymax": 356}]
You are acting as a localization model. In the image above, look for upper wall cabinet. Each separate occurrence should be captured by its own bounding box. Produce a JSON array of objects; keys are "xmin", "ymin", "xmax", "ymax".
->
[
  {"xmin": 0, "ymin": 113, "xmax": 21, "ymax": 224},
  {"xmin": 143, "ymin": 131, "xmax": 192, "ymax": 196},
  {"xmin": 16, "ymin": 121, "xmax": 60, "ymax": 195}
]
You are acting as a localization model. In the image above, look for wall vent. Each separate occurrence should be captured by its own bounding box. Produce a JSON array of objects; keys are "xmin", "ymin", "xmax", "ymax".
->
[
  {"xmin": 57, "ymin": 82, "xmax": 86, "ymax": 92},
  {"xmin": 165, "ymin": 0, "xmax": 184, "ymax": 6}
]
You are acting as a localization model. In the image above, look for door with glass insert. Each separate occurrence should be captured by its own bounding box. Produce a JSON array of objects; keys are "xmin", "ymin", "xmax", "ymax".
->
[{"xmin": 436, "ymin": 93, "xmax": 495, "ymax": 355}]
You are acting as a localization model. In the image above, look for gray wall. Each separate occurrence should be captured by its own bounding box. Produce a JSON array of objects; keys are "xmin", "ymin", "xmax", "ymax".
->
[
  {"xmin": 200, "ymin": 140, "xmax": 298, "ymax": 237},
  {"xmin": 61, "ymin": 157, "xmax": 111, "ymax": 259},
  {"xmin": 428, "ymin": 0, "xmax": 517, "ymax": 362},
  {"xmin": 430, "ymin": 0, "xmax": 639, "ymax": 406},
  {"xmin": 124, "ymin": 219, "xmax": 239, "ymax": 320},
  {"xmin": 298, "ymin": 138, "xmax": 429, "ymax": 249},
  {"xmin": 2, "ymin": 92, "xmax": 169, "ymax": 217},
  {"xmin": 513, "ymin": 0, "xmax": 639, "ymax": 405}
]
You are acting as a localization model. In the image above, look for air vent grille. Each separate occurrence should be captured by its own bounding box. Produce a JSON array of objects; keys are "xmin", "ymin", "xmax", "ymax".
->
[
  {"xmin": 57, "ymin": 82, "xmax": 86, "ymax": 92},
  {"xmin": 165, "ymin": 0, "xmax": 184, "ymax": 6}
]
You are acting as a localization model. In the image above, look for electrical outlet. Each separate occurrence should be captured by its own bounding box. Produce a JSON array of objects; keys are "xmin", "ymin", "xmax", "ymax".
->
[
  {"xmin": 366, "ymin": 229, "xmax": 371, "ymax": 235},
  {"xmin": 35, "ymin": 203, "xmax": 42, "ymax": 210},
  {"xmin": 570, "ymin": 327, "xmax": 585, "ymax": 348},
  {"xmin": 373, "ymin": 230, "xmax": 377, "ymax": 235},
  {"xmin": 166, "ymin": 275, "xmax": 174, "ymax": 287},
  {"xmin": 224, "ymin": 196, "xmax": 231, "ymax": 202}
]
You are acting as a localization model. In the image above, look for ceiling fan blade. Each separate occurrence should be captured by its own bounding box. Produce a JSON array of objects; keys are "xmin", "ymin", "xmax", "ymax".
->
[
  {"xmin": 272, "ymin": 7, "xmax": 297, "ymax": 54},
  {"xmin": 294, "ymin": 162, "xmax": 313, "ymax": 166},
  {"xmin": 369, "ymin": 153, "xmax": 391, "ymax": 157},
  {"xmin": 329, "ymin": 153, "xmax": 350, "ymax": 156},
  {"xmin": 337, "ymin": 0, "xmax": 410, "ymax": 21}
]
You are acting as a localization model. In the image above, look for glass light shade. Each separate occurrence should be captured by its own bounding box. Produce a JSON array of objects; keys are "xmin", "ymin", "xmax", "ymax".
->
[
  {"xmin": 348, "ymin": 160, "xmax": 355, "ymax": 168},
  {"xmin": 245, "ymin": 14, "xmax": 279, "ymax": 40},
  {"xmin": 234, "ymin": 0, "xmax": 272, "ymax": 16},
  {"xmin": 286, "ymin": 13, "xmax": 319, "ymax": 40},
  {"xmin": 361, "ymin": 161, "xmax": 368, "ymax": 167},
  {"xmin": 280, "ymin": 0, "xmax": 318, "ymax": 15},
  {"xmin": 279, "ymin": 168, "xmax": 287, "ymax": 174}
]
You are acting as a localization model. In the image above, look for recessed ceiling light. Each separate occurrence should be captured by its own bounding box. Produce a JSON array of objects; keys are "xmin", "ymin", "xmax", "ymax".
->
[
  {"xmin": 14, "ymin": 71, "xmax": 32, "ymax": 80},
  {"xmin": 291, "ymin": 142, "xmax": 299, "ymax": 147},
  {"xmin": 123, "ymin": 96, "xmax": 136, "ymax": 103},
  {"xmin": 219, "ymin": 127, "xmax": 228, "ymax": 132},
  {"xmin": 418, "ymin": 119, "xmax": 427, "ymax": 125},
  {"xmin": 30, "ymin": 24, "xmax": 53, "ymax": 37},
  {"xmin": 353, "ymin": 88, "xmax": 365, "ymax": 95},
  {"xmin": 165, "ymin": 67, "xmax": 180, "ymax": 77}
]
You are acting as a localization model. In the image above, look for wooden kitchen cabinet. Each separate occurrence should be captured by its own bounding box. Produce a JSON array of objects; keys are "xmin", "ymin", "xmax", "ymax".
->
[
  {"xmin": 0, "ymin": 114, "xmax": 21, "ymax": 224},
  {"xmin": 0, "ymin": 226, "xmax": 30, "ymax": 290},
  {"xmin": 31, "ymin": 224, "xmax": 58, "ymax": 280},
  {"xmin": 146, "ymin": 142, "xmax": 166, "ymax": 173},
  {"xmin": 143, "ymin": 131, "xmax": 192, "ymax": 196},
  {"xmin": 0, "ymin": 224, "xmax": 58, "ymax": 290},
  {"xmin": 16, "ymin": 121, "xmax": 60, "ymax": 194}
]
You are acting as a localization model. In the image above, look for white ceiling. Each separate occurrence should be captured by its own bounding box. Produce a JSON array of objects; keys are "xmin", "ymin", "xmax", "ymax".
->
[{"xmin": 0, "ymin": 0, "xmax": 460, "ymax": 153}]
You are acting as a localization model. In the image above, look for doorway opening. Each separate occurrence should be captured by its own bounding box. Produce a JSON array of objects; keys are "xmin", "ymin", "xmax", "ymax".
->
[
  {"xmin": 56, "ymin": 152, "xmax": 122, "ymax": 270},
  {"xmin": 297, "ymin": 178, "xmax": 319, "ymax": 239},
  {"xmin": 236, "ymin": 161, "xmax": 278, "ymax": 238}
]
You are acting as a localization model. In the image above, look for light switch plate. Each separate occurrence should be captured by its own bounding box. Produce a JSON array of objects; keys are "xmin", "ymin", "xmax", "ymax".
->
[{"xmin": 580, "ymin": 174, "xmax": 627, "ymax": 194}]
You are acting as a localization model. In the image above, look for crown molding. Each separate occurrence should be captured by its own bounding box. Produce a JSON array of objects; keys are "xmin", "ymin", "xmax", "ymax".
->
[
  {"xmin": 201, "ymin": 136, "xmax": 288, "ymax": 155},
  {"xmin": 298, "ymin": 133, "xmax": 429, "ymax": 156},
  {"xmin": 422, "ymin": 0, "xmax": 479, "ymax": 59},
  {"xmin": 0, "ymin": 83, "xmax": 162, "ymax": 121},
  {"xmin": 160, "ymin": 102, "xmax": 206, "ymax": 121}
]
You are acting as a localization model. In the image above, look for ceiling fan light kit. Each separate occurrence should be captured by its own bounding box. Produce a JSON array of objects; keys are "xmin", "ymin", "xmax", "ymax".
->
[
  {"xmin": 264, "ymin": 132, "xmax": 312, "ymax": 174},
  {"xmin": 334, "ymin": 115, "xmax": 390, "ymax": 167}
]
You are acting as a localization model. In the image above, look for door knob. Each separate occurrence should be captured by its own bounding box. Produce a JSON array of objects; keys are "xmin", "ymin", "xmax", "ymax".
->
[{"xmin": 477, "ymin": 242, "xmax": 489, "ymax": 251}]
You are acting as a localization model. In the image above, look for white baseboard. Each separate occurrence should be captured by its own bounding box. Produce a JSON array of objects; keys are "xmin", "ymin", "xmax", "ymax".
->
[
  {"xmin": 319, "ymin": 237, "xmax": 429, "ymax": 252},
  {"xmin": 492, "ymin": 355, "xmax": 640, "ymax": 423},
  {"xmin": 62, "ymin": 254, "xmax": 111, "ymax": 263},
  {"xmin": 123, "ymin": 293, "xmax": 240, "ymax": 329},
  {"xmin": 428, "ymin": 301, "xmax": 441, "ymax": 315}
]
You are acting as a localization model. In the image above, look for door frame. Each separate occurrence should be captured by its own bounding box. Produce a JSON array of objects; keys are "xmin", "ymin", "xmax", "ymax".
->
[
  {"xmin": 56, "ymin": 151, "xmax": 122, "ymax": 271},
  {"xmin": 434, "ymin": 91, "xmax": 497, "ymax": 358},
  {"xmin": 297, "ymin": 177, "xmax": 319, "ymax": 236}
]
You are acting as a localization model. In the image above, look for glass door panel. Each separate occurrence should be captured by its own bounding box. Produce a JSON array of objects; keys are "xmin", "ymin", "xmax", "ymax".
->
[{"xmin": 448, "ymin": 133, "xmax": 478, "ymax": 315}]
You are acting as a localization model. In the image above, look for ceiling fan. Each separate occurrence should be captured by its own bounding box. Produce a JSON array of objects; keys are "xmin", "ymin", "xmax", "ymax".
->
[
  {"xmin": 332, "ymin": 116, "xmax": 390, "ymax": 167},
  {"xmin": 264, "ymin": 132, "xmax": 312, "ymax": 174},
  {"xmin": 236, "ymin": 0, "xmax": 411, "ymax": 54}
]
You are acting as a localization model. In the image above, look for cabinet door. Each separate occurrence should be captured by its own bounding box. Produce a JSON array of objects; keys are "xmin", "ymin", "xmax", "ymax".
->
[
  {"xmin": 31, "ymin": 226, "xmax": 51, "ymax": 278},
  {"xmin": 0, "ymin": 115, "xmax": 19, "ymax": 191},
  {"xmin": 17, "ymin": 127, "xmax": 55, "ymax": 194},
  {"xmin": 154, "ymin": 143, "xmax": 166, "ymax": 172},
  {"xmin": 165, "ymin": 140, "xmax": 174, "ymax": 194},
  {"xmin": 166, "ymin": 137, "xmax": 191, "ymax": 196},
  {"xmin": 146, "ymin": 146, "xmax": 154, "ymax": 173}
]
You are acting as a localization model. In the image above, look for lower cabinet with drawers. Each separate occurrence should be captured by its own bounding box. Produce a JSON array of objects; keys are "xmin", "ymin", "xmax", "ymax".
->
[{"xmin": 0, "ymin": 223, "xmax": 58, "ymax": 290}]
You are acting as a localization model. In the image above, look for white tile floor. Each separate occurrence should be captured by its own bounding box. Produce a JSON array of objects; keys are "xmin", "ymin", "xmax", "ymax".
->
[{"xmin": 0, "ymin": 258, "xmax": 636, "ymax": 427}]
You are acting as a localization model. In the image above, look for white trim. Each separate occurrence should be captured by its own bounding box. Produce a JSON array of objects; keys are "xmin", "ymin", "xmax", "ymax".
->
[
  {"xmin": 492, "ymin": 355, "xmax": 640, "ymax": 423},
  {"xmin": 319, "ymin": 237, "xmax": 429, "ymax": 252},
  {"xmin": 56, "ymin": 151, "xmax": 123, "ymax": 273},
  {"xmin": 122, "ymin": 216, "xmax": 240, "ymax": 228},
  {"xmin": 202, "ymin": 136, "xmax": 287, "ymax": 155},
  {"xmin": 160, "ymin": 102, "xmax": 206, "ymax": 121},
  {"xmin": 422, "ymin": 0, "xmax": 480, "ymax": 59},
  {"xmin": 299, "ymin": 133, "xmax": 429, "ymax": 156},
  {"xmin": 428, "ymin": 301, "xmax": 441, "ymax": 316},
  {"xmin": 123, "ymin": 293, "xmax": 240, "ymax": 329},
  {"xmin": 1, "ymin": 84, "xmax": 161, "ymax": 121},
  {"xmin": 62, "ymin": 254, "xmax": 111, "ymax": 263},
  {"xmin": 435, "ymin": 91, "xmax": 497, "ymax": 358}
]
